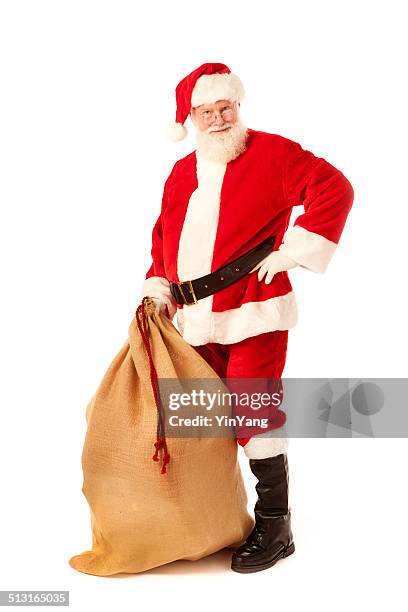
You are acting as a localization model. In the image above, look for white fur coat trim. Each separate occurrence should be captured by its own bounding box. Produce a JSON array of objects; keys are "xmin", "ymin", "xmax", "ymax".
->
[{"xmin": 176, "ymin": 290, "xmax": 298, "ymax": 346}]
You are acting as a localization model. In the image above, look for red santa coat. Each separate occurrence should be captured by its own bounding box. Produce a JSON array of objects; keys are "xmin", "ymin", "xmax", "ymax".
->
[{"xmin": 141, "ymin": 128, "xmax": 354, "ymax": 346}]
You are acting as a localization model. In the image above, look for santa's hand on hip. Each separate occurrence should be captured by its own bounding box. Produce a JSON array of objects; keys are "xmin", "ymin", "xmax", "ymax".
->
[{"xmin": 250, "ymin": 252, "xmax": 298, "ymax": 284}]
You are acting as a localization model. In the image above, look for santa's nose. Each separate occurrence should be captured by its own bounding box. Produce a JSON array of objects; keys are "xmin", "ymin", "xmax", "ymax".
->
[{"xmin": 211, "ymin": 112, "xmax": 224, "ymax": 125}]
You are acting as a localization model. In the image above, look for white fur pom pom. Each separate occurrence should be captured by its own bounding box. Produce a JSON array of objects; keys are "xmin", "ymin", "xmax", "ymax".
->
[{"xmin": 166, "ymin": 122, "xmax": 187, "ymax": 142}]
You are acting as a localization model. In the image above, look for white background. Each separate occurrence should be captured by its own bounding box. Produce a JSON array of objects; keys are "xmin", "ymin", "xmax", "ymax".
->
[{"xmin": 1, "ymin": 0, "xmax": 407, "ymax": 610}]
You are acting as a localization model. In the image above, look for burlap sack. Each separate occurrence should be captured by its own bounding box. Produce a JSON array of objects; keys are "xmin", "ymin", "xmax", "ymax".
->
[{"xmin": 69, "ymin": 297, "xmax": 254, "ymax": 576}]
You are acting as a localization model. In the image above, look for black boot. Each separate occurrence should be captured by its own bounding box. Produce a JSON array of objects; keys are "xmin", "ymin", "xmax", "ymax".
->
[{"xmin": 231, "ymin": 453, "xmax": 295, "ymax": 573}]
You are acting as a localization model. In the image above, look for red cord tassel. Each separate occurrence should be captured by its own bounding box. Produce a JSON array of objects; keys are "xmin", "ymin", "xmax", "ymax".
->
[{"xmin": 136, "ymin": 297, "xmax": 170, "ymax": 475}]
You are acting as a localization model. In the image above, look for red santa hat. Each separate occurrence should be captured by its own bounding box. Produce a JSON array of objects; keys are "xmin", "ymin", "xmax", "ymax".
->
[{"xmin": 167, "ymin": 62, "xmax": 245, "ymax": 142}]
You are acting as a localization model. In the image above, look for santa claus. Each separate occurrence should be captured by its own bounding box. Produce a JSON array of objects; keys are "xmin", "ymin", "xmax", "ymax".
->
[{"xmin": 139, "ymin": 62, "xmax": 354, "ymax": 573}]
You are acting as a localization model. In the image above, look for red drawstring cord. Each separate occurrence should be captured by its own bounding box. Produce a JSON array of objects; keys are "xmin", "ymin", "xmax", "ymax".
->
[{"xmin": 135, "ymin": 296, "xmax": 170, "ymax": 474}]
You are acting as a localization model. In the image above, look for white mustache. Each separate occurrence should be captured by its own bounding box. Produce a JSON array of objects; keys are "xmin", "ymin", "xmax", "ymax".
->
[{"xmin": 207, "ymin": 124, "xmax": 232, "ymax": 133}]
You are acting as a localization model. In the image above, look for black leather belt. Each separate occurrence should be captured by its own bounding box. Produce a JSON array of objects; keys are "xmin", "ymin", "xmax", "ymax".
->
[{"xmin": 170, "ymin": 234, "xmax": 276, "ymax": 306}]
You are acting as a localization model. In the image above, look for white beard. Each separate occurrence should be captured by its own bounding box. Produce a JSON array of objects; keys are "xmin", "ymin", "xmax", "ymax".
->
[{"xmin": 195, "ymin": 120, "xmax": 249, "ymax": 164}]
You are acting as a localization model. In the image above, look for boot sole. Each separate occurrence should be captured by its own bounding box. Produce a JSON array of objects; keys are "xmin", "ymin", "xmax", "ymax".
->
[{"xmin": 231, "ymin": 541, "xmax": 295, "ymax": 574}]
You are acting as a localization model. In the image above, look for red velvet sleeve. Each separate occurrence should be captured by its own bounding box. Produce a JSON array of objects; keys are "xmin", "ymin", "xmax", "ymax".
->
[{"xmin": 279, "ymin": 140, "xmax": 354, "ymax": 272}]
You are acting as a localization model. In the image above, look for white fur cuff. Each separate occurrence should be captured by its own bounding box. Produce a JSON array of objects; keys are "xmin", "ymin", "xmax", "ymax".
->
[
  {"xmin": 140, "ymin": 276, "xmax": 177, "ymax": 319},
  {"xmin": 243, "ymin": 434, "xmax": 289, "ymax": 459},
  {"xmin": 278, "ymin": 225, "xmax": 337, "ymax": 273}
]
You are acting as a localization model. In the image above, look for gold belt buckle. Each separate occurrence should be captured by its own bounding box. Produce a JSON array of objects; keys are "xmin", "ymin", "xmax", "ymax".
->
[{"xmin": 178, "ymin": 280, "xmax": 198, "ymax": 305}]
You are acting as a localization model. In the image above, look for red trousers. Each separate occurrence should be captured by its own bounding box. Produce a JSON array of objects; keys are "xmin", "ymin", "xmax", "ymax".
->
[{"xmin": 192, "ymin": 329, "xmax": 288, "ymax": 447}]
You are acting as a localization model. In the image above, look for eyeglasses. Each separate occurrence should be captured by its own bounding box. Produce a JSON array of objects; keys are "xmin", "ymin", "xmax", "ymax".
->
[{"xmin": 196, "ymin": 104, "xmax": 235, "ymax": 123}]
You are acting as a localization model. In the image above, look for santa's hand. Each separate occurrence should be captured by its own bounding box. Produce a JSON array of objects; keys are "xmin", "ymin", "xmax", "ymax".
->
[
  {"xmin": 150, "ymin": 297, "xmax": 167, "ymax": 313},
  {"xmin": 250, "ymin": 251, "xmax": 298, "ymax": 284},
  {"xmin": 148, "ymin": 296, "xmax": 177, "ymax": 319}
]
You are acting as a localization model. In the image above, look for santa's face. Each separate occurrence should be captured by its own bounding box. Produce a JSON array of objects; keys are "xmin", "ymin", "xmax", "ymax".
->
[
  {"xmin": 190, "ymin": 99, "xmax": 248, "ymax": 163},
  {"xmin": 190, "ymin": 99, "xmax": 239, "ymax": 133}
]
